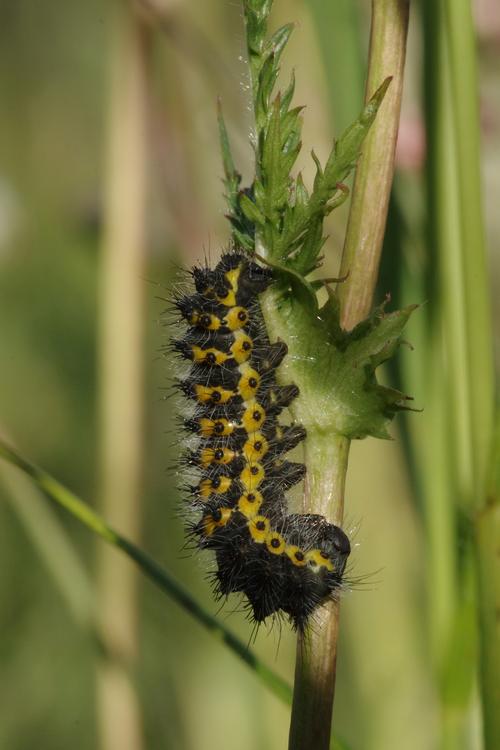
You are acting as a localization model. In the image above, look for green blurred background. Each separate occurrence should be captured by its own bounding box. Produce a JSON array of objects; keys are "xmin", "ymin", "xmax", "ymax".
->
[{"xmin": 0, "ymin": 1, "xmax": 498, "ymax": 749}]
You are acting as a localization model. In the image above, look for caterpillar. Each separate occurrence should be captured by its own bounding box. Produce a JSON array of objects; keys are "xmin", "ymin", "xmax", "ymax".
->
[{"xmin": 171, "ymin": 248, "xmax": 351, "ymax": 631}]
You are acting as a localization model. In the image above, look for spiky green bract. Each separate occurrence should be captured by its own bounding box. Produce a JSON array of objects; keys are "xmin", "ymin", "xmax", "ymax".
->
[
  {"xmin": 261, "ymin": 285, "xmax": 416, "ymax": 440},
  {"xmin": 222, "ymin": 1, "xmax": 392, "ymax": 274},
  {"xmin": 217, "ymin": 1, "xmax": 416, "ymax": 441}
]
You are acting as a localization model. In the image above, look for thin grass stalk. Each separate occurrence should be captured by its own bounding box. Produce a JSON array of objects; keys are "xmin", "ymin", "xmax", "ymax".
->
[
  {"xmin": 476, "ymin": 415, "xmax": 500, "ymax": 748},
  {"xmin": 289, "ymin": 3, "xmax": 409, "ymax": 748},
  {"xmin": 424, "ymin": 1, "xmax": 497, "ymax": 745},
  {"xmin": 0, "ymin": 456, "xmax": 94, "ymax": 629},
  {"xmin": 97, "ymin": 5, "xmax": 151, "ymax": 749},
  {"xmin": 443, "ymin": 0, "xmax": 494, "ymax": 495},
  {"xmin": 442, "ymin": 6, "xmax": 497, "ymax": 741},
  {"xmin": 422, "ymin": 0, "xmax": 465, "ymax": 698},
  {"xmin": 307, "ymin": 0, "xmax": 364, "ymax": 133},
  {"xmin": 0, "ymin": 438, "xmax": 295, "ymax": 708},
  {"xmin": 422, "ymin": 10, "xmax": 474, "ymax": 747}
]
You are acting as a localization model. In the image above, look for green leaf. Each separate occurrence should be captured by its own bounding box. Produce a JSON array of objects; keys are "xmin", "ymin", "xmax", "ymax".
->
[
  {"xmin": 260, "ymin": 287, "xmax": 417, "ymax": 440},
  {"xmin": 217, "ymin": 99, "xmax": 241, "ymax": 216},
  {"xmin": 309, "ymin": 77, "xmax": 392, "ymax": 216},
  {"xmin": 272, "ymin": 79, "xmax": 390, "ymax": 266},
  {"xmin": 255, "ymin": 252, "xmax": 319, "ymax": 312},
  {"xmin": 289, "ymin": 216, "xmax": 324, "ymax": 275},
  {"xmin": 280, "ymin": 106, "xmax": 304, "ymax": 147},
  {"xmin": 232, "ymin": 227, "xmax": 255, "ymax": 252},
  {"xmin": 280, "ymin": 70, "xmax": 296, "ymax": 115},
  {"xmin": 257, "ymin": 52, "xmax": 279, "ymax": 122},
  {"xmin": 261, "ymin": 96, "xmax": 289, "ymax": 220},
  {"xmin": 264, "ymin": 23, "xmax": 294, "ymax": 61},
  {"xmin": 239, "ymin": 193, "xmax": 266, "ymax": 226}
]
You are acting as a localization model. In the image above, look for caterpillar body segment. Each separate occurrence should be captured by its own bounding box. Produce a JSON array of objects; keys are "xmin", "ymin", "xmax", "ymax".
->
[{"xmin": 172, "ymin": 248, "xmax": 350, "ymax": 631}]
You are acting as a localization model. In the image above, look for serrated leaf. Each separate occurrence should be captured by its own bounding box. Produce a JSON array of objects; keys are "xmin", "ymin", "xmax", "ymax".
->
[
  {"xmin": 280, "ymin": 106, "xmax": 304, "ymax": 147},
  {"xmin": 264, "ymin": 23, "xmax": 294, "ymax": 62},
  {"xmin": 217, "ymin": 99, "xmax": 241, "ymax": 215},
  {"xmin": 261, "ymin": 289, "xmax": 417, "ymax": 440},
  {"xmin": 309, "ymin": 77, "xmax": 391, "ymax": 216},
  {"xmin": 324, "ymin": 183, "xmax": 350, "ymax": 216},
  {"xmin": 232, "ymin": 227, "xmax": 255, "ymax": 252},
  {"xmin": 270, "ymin": 79, "xmax": 390, "ymax": 268},
  {"xmin": 289, "ymin": 216, "xmax": 324, "ymax": 273},
  {"xmin": 295, "ymin": 173, "xmax": 309, "ymax": 206},
  {"xmin": 281, "ymin": 141, "xmax": 301, "ymax": 177},
  {"xmin": 258, "ymin": 52, "xmax": 279, "ymax": 114},
  {"xmin": 280, "ymin": 70, "xmax": 296, "ymax": 115},
  {"xmin": 253, "ymin": 178, "xmax": 266, "ymax": 209},
  {"xmin": 261, "ymin": 96, "xmax": 290, "ymax": 220},
  {"xmin": 256, "ymin": 253, "xmax": 318, "ymax": 312},
  {"xmin": 311, "ymin": 149, "xmax": 323, "ymax": 190},
  {"xmin": 239, "ymin": 193, "xmax": 266, "ymax": 226},
  {"xmin": 246, "ymin": 0, "xmax": 273, "ymax": 16}
]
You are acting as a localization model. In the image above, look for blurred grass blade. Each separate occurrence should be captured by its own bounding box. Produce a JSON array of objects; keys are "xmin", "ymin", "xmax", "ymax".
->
[
  {"xmin": 0, "ymin": 460, "xmax": 94, "ymax": 629},
  {"xmin": 443, "ymin": 0, "xmax": 494, "ymax": 495},
  {"xmin": 307, "ymin": 0, "xmax": 364, "ymax": 133},
  {"xmin": 476, "ymin": 414, "xmax": 500, "ymax": 748},
  {"xmin": 423, "ymin": 0, "xmax": 496, "ymax": 746},
  {"xmin": 422, "ymin": 4, "xmax": 467, "ymax": 711},
  {"xmin": 97, "ymin": 4, "xmax": 149, "ymax": 744},
  {"xmin": 0, "ymin": 438, "xmax": 293, "ymax": 708}
]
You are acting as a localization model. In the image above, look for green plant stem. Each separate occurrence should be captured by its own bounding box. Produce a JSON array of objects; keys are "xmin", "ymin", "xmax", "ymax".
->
[
  {"xmin": 424, "ymin": 1, "xmax": 497, "ymax": 745},
  {"xmin": 476, "ymin": 416, "xmax": 500, "ymax": 748},
  {"xmin": 0, "ymin": 438, "xmax": 294, "ymax": 707},
  {"xmin": 288, "ymin": 434, "xmax": 350, "ymax": 750},
  {"xmin": 423, "ymin": 3, "xmax": 466, "ymax": 707},
  {"xmin": 286, "ymin": 5, "xmax": 409, "ymax": 749},
  {"xmin": 443, "ymin": 0, "xmax": 494, "ymax": 496},
  {"xmin": 338, "ymin": 0, "xmax": 410, "ymax": 331},
  {"xmin": 441, "ymin": 4, "xmax": 496, "ymax": 739}
]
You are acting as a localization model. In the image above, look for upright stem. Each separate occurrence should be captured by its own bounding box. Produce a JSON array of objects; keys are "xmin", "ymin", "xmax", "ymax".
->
[
  {"xmin": 443, "ymin": 0, "xmax": 494, "ymax": 495},
  {"xmin": 338, "ymin": 0, "xmax": 410, "ymax": 330},
  {"xmin": 97, "ymin": 6, "xmax": 150, "ymax": 750},
  {"xmin": 476, "ymin": 424, "xmax": 500, "ymax": 749},
  {"xmin": 424, "ymin": 1, "xmax": 497, "ymax": 745},
  {"xmin": 289, "ymin": 434, "xmax": 350, "ymax": 750},
  {"xmin": 289, "ymin": 3, "xmax": 409, "ymax": 748}
]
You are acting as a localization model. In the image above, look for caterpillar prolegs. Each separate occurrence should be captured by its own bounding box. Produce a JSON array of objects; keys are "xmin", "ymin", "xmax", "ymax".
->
[{"xmin": 172, "ymin": 249, "xmax": 350, "ymax": 631}]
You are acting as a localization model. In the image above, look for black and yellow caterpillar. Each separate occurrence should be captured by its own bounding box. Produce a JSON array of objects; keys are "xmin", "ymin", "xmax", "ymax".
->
[{"xmin": 172, "ymin": 248, "xmax": 350, "ymax": 631}]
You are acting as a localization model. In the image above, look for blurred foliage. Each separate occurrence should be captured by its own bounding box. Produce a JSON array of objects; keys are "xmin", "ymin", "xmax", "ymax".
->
[{"xmin": 0, "ymin": 1, "xmax": 498, "ymax": 750}]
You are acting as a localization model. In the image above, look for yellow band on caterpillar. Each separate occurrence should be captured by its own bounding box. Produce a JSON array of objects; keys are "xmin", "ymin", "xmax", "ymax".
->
[
  {"xmin": 248, "ymin": 515, "xmax": 270, "ymax": 543},
  {"xmin": 203, "ymin": 507, "xmax": 233, "ymax": 537},
  {"xmin": 197, "ymin": 418, "xmax": 235, "ymax": 437},
  {"xmin": 195, "ymin": 384, "xmax": 234, "ymax": 404},
  {"xmin": 305, "ymin": 549, "xmax": 334, "ymax": 572},
  {"xmin": 237, "ymin": 490, "xmax": 264, "ymax": 518},
  {"xmin": 224, "ymin": 306, "xmax": 249, "ymax": 331}
]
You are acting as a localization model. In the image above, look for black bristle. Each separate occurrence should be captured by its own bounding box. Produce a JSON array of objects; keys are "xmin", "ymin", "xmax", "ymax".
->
[{"xmin": 170, "ymin": 247, "xmax": 350, "ymax": 631}]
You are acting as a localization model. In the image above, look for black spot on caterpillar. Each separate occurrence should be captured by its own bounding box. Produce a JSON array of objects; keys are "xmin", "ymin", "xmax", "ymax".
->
[{"xmin": 170, "ymin": 248, "xmax": 351, "ymax": 631}]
